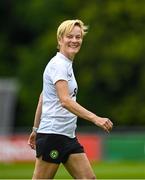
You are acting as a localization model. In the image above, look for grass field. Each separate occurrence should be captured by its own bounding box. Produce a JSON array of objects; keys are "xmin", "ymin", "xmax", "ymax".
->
[{"xmin": 0, "ymin": 161, "xmax": 144, "ymax": 179}]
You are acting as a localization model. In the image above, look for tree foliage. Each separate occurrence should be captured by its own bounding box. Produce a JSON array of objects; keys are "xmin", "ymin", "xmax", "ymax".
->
[{"xmin": 0, "ymin": 0, "xmax": 145, "ymax": 127}]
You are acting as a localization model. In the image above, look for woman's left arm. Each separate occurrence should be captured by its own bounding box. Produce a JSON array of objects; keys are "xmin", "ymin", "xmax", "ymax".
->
[{"xmin": 55, "ymin": 80, "xmax": 113, "ymax": 133}]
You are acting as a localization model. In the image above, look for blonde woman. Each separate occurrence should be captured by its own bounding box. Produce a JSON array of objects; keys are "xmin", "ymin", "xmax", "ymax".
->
[{"xmin": 28, "ymin": 19, "xmax": 113, "ymax": 179}]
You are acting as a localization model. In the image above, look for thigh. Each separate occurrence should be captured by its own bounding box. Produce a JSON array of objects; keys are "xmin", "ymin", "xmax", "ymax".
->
[
  {"xmin": 63, "ymin": 153, "xmax": 96, "ymax": 179},
  {"xmin": 32, "ymin": 156, "xmax": 59, "ymax": 179}
]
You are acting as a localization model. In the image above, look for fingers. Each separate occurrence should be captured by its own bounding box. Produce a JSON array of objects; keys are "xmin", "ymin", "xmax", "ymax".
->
[
  {"xmin": 30, "ymin": 143, "xmax": 36, "ymax": 150},
  {"xmin": 28, "ymin": 140, "xmax": 36, "ymax": 150},
  {"xmin": 27, "ymin": 133, "xmax": 36, "ymax": 150},
  {"xmin": 95, "ymin": 117, "xmax": 113, "ymax": 133},
  {"xmin": 103, "ymin": 118, "xmax": 113, "ymax": 133}
]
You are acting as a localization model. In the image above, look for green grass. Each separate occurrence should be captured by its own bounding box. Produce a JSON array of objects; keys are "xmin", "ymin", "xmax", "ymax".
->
[{"xmin": 0, "ymin": 161, "xmax": 144, "ymax": 179}]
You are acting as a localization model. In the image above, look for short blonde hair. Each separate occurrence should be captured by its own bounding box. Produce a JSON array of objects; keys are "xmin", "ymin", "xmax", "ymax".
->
[{"xmin": 57, "ymin": 19, "xmax": 88, "ymax": 41}]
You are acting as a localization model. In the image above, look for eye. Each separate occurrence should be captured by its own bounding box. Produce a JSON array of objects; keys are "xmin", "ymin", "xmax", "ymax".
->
[
  {"xmin": 66, "ymin": 34, "xmax": 73, "ymax": 39},
  {"xmin": 76, "ymin": 35, "xmax": 81, "ymax": 39}
]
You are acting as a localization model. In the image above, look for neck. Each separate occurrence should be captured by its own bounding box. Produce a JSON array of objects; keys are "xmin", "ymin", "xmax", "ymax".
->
[{"xmin": 59, "ymin": 50, "xmax": 75, "ymax": 61}]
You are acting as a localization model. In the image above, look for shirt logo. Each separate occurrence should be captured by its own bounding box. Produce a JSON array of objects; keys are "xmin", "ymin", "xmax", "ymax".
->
[
  {"xmin": 50, "ymin": 150, "xmax": 59, "ymax": 159},
  {"xmin": 68, "ymin": 73, "xmax": 72, "ymax": 78}
]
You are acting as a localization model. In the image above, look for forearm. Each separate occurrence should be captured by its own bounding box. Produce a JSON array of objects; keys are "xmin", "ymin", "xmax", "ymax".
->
[
  {"xmin": 61, "ymin": 98, "xmax": 113, "ymax": 132},
  {"xmin": 61, "ymin": 97, "xmax": 99, "ymax": 124},
  {"xmin": 33, "ymin": 93, "xmax": 42, "ymax": 128}
]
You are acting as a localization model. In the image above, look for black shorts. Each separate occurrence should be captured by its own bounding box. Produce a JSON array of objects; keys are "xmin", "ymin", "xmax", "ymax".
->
[{"xmin": 36, "ymin": 133, "xmax": 84, "ymax": 164}]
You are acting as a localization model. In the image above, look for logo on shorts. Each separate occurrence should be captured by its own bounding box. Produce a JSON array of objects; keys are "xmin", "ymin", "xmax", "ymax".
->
[{"xmin": 50, "ymin": 150, "xmax": 59, "ymax": 159}]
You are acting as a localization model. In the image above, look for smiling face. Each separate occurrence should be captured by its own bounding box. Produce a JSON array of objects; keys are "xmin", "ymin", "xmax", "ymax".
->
[{"xmin": 58, "ymin": 25, "xmax": 83, "ymax": 60}]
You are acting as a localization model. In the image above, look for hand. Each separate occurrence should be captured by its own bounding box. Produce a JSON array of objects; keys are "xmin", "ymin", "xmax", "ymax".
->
[
  {"xmin": 28, "ymin": 131, "xmax": 36, "ymax": 150},
  {"xmin": 95, "ymin": 117, "xmax": 113, "ymax": 133}
]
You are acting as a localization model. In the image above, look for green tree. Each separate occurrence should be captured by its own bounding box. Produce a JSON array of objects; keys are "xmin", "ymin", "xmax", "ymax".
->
[{"xmin": 0, "ymin": 0, "xmax": 145, "ymax": 128}]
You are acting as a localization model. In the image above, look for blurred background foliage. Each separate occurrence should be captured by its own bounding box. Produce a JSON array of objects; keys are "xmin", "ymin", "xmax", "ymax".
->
[{"xmin": 0, "ymin": 0, "xmax": 145, "ymax": 128}]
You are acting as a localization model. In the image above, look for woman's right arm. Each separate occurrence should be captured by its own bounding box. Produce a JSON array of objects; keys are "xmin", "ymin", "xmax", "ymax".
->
[{"xmin": 28, "ymin": 92, "xmax": 43, "ymax": 149}]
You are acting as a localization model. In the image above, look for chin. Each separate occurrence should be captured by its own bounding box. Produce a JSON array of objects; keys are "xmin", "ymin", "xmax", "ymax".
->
[{"xmin": 70, "ymin": 49, "xmax": 80, "ymax": 54}]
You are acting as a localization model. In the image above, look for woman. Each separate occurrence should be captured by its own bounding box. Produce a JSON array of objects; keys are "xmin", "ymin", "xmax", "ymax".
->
[{"xmin": 28, "ymin": 19, "xmax": 113, "ymax": 179}]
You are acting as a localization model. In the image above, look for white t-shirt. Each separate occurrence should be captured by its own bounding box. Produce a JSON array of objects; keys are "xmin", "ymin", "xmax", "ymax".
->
[{"xmin": 37, "ymin": 52, "xmax": 78, "ymax": 138}]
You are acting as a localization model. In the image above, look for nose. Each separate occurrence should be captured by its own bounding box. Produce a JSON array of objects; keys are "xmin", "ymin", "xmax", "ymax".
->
[{"xmin": 72, "ymin": 37, "xmax": 78, "ymax": 42}]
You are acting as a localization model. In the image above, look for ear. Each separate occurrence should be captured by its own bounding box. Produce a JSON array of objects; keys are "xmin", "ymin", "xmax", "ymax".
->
[{"xmin": 58, "ymin": 37, "xmax": 63, "ymax": 47}]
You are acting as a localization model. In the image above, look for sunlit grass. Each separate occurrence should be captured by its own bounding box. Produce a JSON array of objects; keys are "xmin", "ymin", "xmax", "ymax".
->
[{"xmin": 0, "ymin": 161, "xmax": 144, "ymax": 179}]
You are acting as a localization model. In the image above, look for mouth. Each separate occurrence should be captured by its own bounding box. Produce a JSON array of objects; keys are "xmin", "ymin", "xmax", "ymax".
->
[{"xmin": 68, "ymin": 44, "xmax": 80, "ymax": 49}]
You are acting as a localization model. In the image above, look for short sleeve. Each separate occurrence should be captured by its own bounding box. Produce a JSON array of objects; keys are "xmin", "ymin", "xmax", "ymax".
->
[{"xmin": 50, "ymin": 62, "xmax": 68, "ymax": 84}]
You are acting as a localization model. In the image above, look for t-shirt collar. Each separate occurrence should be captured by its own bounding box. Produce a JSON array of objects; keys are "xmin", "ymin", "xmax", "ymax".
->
[{"xmin": 56, "ymin": 52, "xmax": 73, "ymax": 64}]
